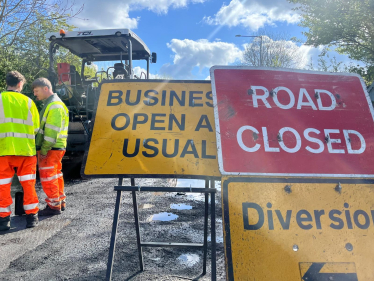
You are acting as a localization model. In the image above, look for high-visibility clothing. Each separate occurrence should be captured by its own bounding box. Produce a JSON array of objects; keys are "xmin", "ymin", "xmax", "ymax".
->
[
  {"xmin": 0, "ymin": 91, "xmax": 39, "ymax": 156},
  {"xmin": 36, "ymin": 94, "xmax": 69, "ymax": 156},
  {"xmin": 38, "ymin": 150, "xmax": 65, "ymax": 210},
  {"xmin": 0, "ymin": 156, "xmax": 39, "ymax": 217}
]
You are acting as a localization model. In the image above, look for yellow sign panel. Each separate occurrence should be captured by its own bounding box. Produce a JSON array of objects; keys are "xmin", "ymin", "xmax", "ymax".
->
[
  {"xmin": 83, "ymin": 80, "xmax": 220, "ymax": 178},
  {"xmin": 222, "ymin": 177, "xmax": 374, "ymax": 280}
]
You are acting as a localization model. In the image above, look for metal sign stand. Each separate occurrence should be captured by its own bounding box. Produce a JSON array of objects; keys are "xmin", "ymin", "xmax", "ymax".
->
[{"xmin": 106, "ymin": 177, "xmax": 217, "ymax": 281}]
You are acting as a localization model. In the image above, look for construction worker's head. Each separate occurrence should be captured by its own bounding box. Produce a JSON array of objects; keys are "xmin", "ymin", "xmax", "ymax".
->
[
  {"xmin": 32, "ymin": 78, "xmax": 53, "ymax": 101},
  {"xmin": 6, "ymin": 71, "xmax": 26, "ymax": 92}
]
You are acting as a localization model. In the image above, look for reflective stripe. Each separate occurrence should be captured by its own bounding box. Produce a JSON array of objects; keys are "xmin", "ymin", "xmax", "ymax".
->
[
  {"xmin": 38, "ymin": 129, "xmax": 44, "ymax": 134},
  {"xmin": 44, "ymin": 136, "xmax": 56, "ymax": 143},
  {"xmin": 46, "ymin": 196, "xmax": 60, "ymax": 202},
  {"xmin": 0, "ymin": 117, "xmax": 33, "ymax": 126},
  {"xmin": 45, "ymin": 123, "xmax": 61, "ymax": 132},
  {"xmin": 49, "ymin": 104, "xmax": 65, "ymax": 111},
  {"xmin": 39, "ymin": 166, "xmax": 54, "ymax": 170},
  {"xmin": 0, "ymin": 206, "xmax": 11, "ymax": 212},
  {"xmin": 42, "ymin": 117, "xmax": 47, "ymax": 122},
  {"xmin": 0, "ymin": 94, "xmax": 4, "ymax": 119},
  {"xmin": 48, "ymin": 201, "xmax": 61, "ymax": 207},
  {"xmin": 60, "ymin": 134, "xmax": 68, "ymax": 139},
  {"xmin": 49, "ymin": 103, "xmax": 69, "ymax": 116},
  {"xmin": 40, "ymin": 173, "xmax": 62, "ymax": 182},
  {"xmin": 0, "ymin": 95, "xmax": 33, "ymax": 126},
  {"xmin": 27, "ymin": 98, "xmax": 33, "ymax": 124},
  {"xmin": 34, "ymin": 127, "xmax": 39, "ymax": 133},
  {"xmin": 0, "ymin": 132, "xmax": 34, "ymax": 139},
  {"xmin": 63, "ymin": 126, "xmax": 68, "ymax": 131},
  {"xmin": 23, "ymin": 203, "xmax": 38, "ymax": 211},
  {"xmin": 0, "ymin": 177, "xmax": 13, "ymax": 185},
  {"xmin": 18, "ymin": 174, "xmax": 36, "ymax": 182}
]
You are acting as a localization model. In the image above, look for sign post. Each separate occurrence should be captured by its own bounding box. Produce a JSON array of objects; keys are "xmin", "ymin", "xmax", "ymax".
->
[
  {"xmin": 82, "ymin": 80, "xmax": 219, "ymax": 280},
  {"xmin": 211, "ymin": 66, "xmax": 374, "ymax": 280}
]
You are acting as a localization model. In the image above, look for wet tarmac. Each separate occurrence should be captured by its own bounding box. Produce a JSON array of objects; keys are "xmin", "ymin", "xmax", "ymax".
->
[
  {"xmin": 146, "ymin": 212, "xmax": 179, "ymax": 222},
  {"xmin": 178, "ymin": 253, "xmax": 200, "ymax": 267},
  {"xmin": 0, "ymin": 176, "xmax": 226, "ymax": 280},
  {"xmin": 170, "ymin": 203, "xmax": 193, "ymax": 210}
]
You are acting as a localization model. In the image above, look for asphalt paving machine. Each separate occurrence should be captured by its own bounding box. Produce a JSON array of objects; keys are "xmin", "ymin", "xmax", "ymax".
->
[{"xmin": 45, "ymin": 28, "xmax": 157, "ymax": 172}]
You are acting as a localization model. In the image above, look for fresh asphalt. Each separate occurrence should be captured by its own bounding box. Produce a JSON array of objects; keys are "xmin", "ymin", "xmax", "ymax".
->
[{"xmin": 0, "ymin": 175, "xmax": 225, "ymax": 280}]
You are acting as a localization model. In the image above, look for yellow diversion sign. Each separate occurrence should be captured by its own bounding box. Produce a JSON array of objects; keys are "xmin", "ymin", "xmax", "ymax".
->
[
  {"xmin": 83, "ymin": 80, "xmax": 220, "ymax": 178},
  {"xmin": 222, "ymin": 177, "xmax": 374, "ymax": 280}
]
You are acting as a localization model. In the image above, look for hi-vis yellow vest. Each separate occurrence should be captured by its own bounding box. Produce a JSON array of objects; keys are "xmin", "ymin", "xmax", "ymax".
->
[
  {"xmin": 35, "ymin": 94, "xmax": 69, "ymax": 155},
  {"xmin": 0, "ymin": 91, "xmax": 40, "ymax": 156}
]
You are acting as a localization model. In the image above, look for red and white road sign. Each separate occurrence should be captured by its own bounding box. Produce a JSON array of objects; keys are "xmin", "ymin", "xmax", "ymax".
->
[{"xmin": 210, "ymin": 66, "xmax": 374, "ymax": 177}]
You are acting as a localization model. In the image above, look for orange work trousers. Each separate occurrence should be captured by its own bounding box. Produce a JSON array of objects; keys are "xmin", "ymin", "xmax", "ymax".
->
[
  {"xmin": 38, "ymin": 150, "xmax": 65, "ymax": 210},
  {"xmin": 0, "ymin": 156, "xmax": 39, "ymax": 218}
]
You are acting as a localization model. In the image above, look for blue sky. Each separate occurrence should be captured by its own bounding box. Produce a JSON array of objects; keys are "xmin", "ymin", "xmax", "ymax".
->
[{"xmin": 67, "ymin": 0, "xmax": 359, "ymax": 80}]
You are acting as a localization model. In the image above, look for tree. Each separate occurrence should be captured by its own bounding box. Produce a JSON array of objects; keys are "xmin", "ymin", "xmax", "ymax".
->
[
  {"xmin": 288, "ymin": 0, "xmax": 374, "ymax": 64},
  {"xmin": 0, "ymin": 0, "xmax": 82, "ymax": 46},
  {"xmin": 241, "ymin": 33, "xmax": 306, "ymax": 68},
  {"xmin": 0, "ymin": 0, "xmax": 83, "ymax": 93},
  {"xmin": 0, "ymin": 13, "xmax": 80, "ymax": 91},
  {"xmin": 306, "ymin": 47, "xmax": 344, "ymax": 72},
  {"xmin": 306, "ymin": 48, "xmax": 374, "ymax": 86}
]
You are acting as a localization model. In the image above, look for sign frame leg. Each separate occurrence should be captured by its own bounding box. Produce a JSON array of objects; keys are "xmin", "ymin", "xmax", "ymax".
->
[
  {"xmin": 210, "ymin": 179, "xmax": 216, "ymax": 281},
  {"xmin": 203, "ymin": 179, "xmax": 209, "ymax": 275},
  {"xmin": 131, "ymin": 177, "xmax": 144, "ymax": 271},
  {"xmin": 106, "ymin": 177, "xmax": 123, "ymax": 281}
]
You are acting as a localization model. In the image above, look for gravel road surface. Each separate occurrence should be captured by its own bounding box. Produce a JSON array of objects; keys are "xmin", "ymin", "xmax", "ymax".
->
[{"xmin": 0, "ymin": 176, "xmax": 225, "ymax": 280}]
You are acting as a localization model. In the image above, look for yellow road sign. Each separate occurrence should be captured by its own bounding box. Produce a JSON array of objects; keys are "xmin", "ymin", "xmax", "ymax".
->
[
  {"xmin": 83, "ymin": 80, "xmax": 220, "ymax": 178},
  {"xmin": 222, "ymin": 177, "xmax": 374, "ymax": 280}
]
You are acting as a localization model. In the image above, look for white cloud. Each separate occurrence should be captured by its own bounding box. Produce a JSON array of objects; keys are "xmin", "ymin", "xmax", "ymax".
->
[
  {"xmin": 204, "ymin": 0, "xmax": 299, "ymax": 31},
  {"xmin": 156, "ymin": 37, "xmax": 362, "ymax": 80},
  {"xmin": 71, "ymin": 0, "xmax": 206, "ymax": 30},
  {"xmin": 133, "ymin": 66, "xmax": 162, "ymax": 79},
  {"xmin": 160, "ymin": 39, "xmax": 242, "ymax": 79},
  {"xmin": 132, "ymin": 0, "xmax": 205, "ymax": 14}
]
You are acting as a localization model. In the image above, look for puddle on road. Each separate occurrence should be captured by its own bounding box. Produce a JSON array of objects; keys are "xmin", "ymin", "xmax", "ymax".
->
[
  {"xmin": 138, "ymin": 203, "xmax": 154, "ymax": 209},
  {"xmin": 176, "ymin": 179, "xmax": 206, "ymax": 188},
  {"xmin": 177, "ymin": 253, "xmax": 200, "ymax": 267},
  {"xmin": 147, "ymin": 212, "xmax": 178, "ymax": 222},
  {"xmin": 170, "ymin": 203, "xmax": 192, "ymax": 210},
  {"xmin": 176, "ymin": 179, "xmax": 222, "ymax": 201}
]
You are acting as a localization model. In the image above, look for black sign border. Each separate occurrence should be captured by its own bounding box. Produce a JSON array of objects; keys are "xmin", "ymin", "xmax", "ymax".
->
[
  {"xmin": 81, "ymin": 79, "xmax": 220, "ymax": 180},
  {"xmin": 222, "ymin": 177, "xmax": 374, "ymax": 280}
]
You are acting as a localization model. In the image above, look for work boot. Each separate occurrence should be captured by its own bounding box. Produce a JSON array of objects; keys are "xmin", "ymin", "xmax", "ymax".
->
[
  {"xmin": 38, "ymin": 205, "xmax": 61, "ymax": 216},
  {"xmin": 61, "ymin": 201, "xmax": 66, "ymax": 212},
  {"xmin": 0, "ymin": 216, "xmax": 10, "ymax": 231},
  {"xmin": 26, "ymin": 213, "xmax": 39, "ymax": 228}
]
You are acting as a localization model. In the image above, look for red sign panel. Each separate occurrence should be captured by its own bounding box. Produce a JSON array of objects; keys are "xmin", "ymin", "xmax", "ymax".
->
[{"xmin": 211, "ymin": 66, "xmax": 374, "ymax": 177}]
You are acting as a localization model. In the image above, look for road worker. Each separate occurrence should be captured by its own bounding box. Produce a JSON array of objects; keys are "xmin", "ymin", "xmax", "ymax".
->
[
  {"xmin": 33, "ymin": 78, "xmax": 69, "ymax": 216},
  {"xmin": 0, "ymin": 71, "xmax": 40, "ymax": 231}
]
